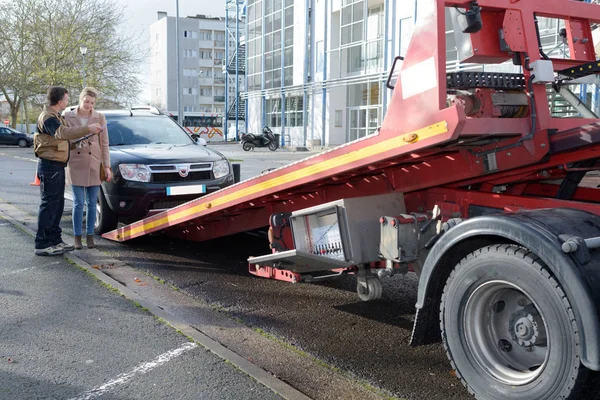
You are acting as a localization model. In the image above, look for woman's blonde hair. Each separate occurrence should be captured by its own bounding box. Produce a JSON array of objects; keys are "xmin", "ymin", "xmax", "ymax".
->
[{"xmin": 79, "ymin": 87, "xmax": 98, "ymax": 103}]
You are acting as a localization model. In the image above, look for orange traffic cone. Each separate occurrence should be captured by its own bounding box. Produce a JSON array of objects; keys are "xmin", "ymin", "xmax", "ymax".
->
[{"xmin": 29, "ymin": 172, "xmax": 40, "ymax": 186}]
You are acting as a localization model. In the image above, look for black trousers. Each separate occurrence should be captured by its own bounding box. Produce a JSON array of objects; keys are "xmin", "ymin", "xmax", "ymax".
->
[{"xmin": 35, "ymin": 159, "xmax": 66, "ymax": 249}]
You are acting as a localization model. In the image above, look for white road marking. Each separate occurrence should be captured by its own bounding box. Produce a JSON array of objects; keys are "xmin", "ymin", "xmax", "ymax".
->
[
  {"xmin": 0, "ymin": 267, "xmax": 35, "ymax": 276},
  {"xmin": 0, "ymin": 152, "xmax": 37, "ymax": 163},
  {"xmin": 68, "ymin": 342, "xmax": 198, "ymax": 400}
]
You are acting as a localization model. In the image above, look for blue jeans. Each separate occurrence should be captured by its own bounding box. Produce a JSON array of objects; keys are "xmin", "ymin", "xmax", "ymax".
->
[
  {"xmin": 72, "ymin": 185, "xmax": 100, "ymax": 236},
  {"xmin": 35, "ymin": 159, "xmax": 66, "ymax": 249}
]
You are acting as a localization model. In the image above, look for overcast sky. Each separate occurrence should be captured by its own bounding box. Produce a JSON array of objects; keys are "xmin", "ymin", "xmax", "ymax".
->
[{"xmin": 118, "ymin": 0, "xmax": 227, "ymax": 102}]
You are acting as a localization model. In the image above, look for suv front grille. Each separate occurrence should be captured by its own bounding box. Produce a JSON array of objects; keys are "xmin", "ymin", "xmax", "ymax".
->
[
  {"xmin": 152, "ymin": 171, "xmax": 213, "ymax": 183},
  {"xmin": 150, "ymin": 197, "xmax": 199, "ymax": 210}
]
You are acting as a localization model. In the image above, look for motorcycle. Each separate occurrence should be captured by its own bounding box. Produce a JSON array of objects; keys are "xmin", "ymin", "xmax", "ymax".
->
[{"xmin": 241, "ymin": 126, "xmax": 279, "ymax": 151}]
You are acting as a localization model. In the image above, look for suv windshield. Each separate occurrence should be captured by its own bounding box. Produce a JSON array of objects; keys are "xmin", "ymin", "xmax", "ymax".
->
[{"xmin": 106, "ymin": 115, "xmax": 193, "ymax": 146}]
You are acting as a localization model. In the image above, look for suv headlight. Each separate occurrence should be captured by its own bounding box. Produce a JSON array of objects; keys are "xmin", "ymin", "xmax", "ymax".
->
[
  {"xmin": 119, "ymin": 164, "xmax": 151, "ymax": 182},
  {"xmin": 213, "ymin": 159, "xmax": 230, "ymax": 179}
]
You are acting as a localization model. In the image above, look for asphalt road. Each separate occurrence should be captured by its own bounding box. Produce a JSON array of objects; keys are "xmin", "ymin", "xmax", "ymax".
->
[
  {"xmin": 0, "ymin": 218, "xmax": 283, "ymax": 400},
  {"xmin": 0, "ymin": 144, "xmax": 471, "ymax": 400}
]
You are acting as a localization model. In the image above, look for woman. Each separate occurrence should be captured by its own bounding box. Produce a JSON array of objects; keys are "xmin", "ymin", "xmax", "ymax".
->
[{"xmin": 65, "ymin": 87, "xmax": 112, "ymax": 249}]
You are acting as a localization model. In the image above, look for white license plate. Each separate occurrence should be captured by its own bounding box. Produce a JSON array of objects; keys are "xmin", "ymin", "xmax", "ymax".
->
[{"xmin": 166, "ymin": 184, "xmax": 206, "ymax": 196}]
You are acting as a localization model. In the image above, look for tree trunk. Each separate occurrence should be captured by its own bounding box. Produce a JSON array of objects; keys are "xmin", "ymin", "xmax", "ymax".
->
[
  {"xmin": 23, "ymin": 100, "xmax": 30, "ymax": 133},
  {"xmin": 10, "ymin": 107, "xmax": 18, "ymax": 130}
]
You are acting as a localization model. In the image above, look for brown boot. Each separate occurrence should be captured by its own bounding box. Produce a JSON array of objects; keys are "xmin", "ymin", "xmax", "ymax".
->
[
  {"xmin": 86, "ymin": 235, "xmax": 95, "ymax": 249},
  {"xmin": 74, "ymin": 236, "xmax": 83, "ymax": 250}
]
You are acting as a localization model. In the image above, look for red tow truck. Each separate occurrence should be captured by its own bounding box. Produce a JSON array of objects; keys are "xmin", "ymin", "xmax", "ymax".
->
[{"xmin": 104, "ymin": 0, "xmax": 600, "ymax": 398}]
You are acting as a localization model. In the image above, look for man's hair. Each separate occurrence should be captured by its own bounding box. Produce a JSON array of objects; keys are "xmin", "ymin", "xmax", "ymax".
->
[
  {"xmin": 79, "ymin": 87, "xmax": 98, "ymax": 103},
  {"xmin": 47, "ymin": 86, "xmax": 69, "ymax": 106}
]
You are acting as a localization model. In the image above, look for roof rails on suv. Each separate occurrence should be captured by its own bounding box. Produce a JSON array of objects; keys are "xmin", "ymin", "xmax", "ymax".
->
[{"xmin": 130, "ymin": 105, "xmax": 161, "ymax": 115}]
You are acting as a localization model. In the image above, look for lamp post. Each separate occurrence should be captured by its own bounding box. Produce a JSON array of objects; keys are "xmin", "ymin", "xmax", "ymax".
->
[
  {"xmin": 80, "ymin": 46, "xmax": 88, "ymax": 87},
  {"xmin": 176, "ymin": 0, "xmax": 183, "ymax": 124}
]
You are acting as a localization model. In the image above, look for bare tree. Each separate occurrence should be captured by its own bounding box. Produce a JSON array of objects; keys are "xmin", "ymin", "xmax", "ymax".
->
[{"xmin": 0, "ymin": 0, "xmax": 146, "ymax": 128}]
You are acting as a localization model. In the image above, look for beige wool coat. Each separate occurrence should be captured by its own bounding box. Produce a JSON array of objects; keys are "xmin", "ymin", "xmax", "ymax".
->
[{"xmin": 65, "ymin": 108, "xmax": 110, "ymax": 187}]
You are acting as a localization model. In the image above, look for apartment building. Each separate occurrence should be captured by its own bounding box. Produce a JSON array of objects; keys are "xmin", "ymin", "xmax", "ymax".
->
[{"xmin": 150, "ymin": 12, "xmax": 236, "ymax": 116}]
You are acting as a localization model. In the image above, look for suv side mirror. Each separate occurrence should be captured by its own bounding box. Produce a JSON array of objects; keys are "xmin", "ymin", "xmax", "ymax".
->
[{"xmin": 191, "ymin": 134, "xmax": 207, "ymax": 146}]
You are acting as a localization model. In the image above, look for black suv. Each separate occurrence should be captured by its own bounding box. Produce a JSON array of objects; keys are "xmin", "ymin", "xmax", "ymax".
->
[{"xmin": 91, "ymin": 108, "xmax": 234, "ymax": 234}]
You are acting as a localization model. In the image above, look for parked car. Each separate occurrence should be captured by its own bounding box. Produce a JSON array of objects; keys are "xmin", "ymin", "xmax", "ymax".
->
[
  {"xmin": 66, "ymin": 108, "xmax": 235, "ymax": 234},
  {"xmin": 0, "ymin": 127, "xmax": 33, "ymax": 147}
]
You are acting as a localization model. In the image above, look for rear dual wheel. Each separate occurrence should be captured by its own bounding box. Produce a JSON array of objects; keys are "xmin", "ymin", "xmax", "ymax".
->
[{"xmin": 440, "ymin": 245, "xmax": 595, "ymax": 400}]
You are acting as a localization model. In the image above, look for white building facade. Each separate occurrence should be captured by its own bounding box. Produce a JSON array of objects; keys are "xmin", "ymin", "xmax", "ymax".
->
[
  {"xmin": 245, "ymin": 0, "xmax": 416, "ymax": 148},
  {"xmin": 245, "ymin": 0, "xmax": 590, "ymax": 147},
  {"xmin": 150, "ymin": 13, "xmax": 237, "ymax": 116}
]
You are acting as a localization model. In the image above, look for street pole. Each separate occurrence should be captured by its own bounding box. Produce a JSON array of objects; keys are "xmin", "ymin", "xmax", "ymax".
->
[
  {"xmin": 235, "ymin": 2, "xmax": 239, "ymax": 141},
  {"xmin": 80, "ymin": 46, "xmax": 88, "ymax": 88},
  {"xmin": 176, "ymin": 0, "xmax": 184, "ymax": 125}
]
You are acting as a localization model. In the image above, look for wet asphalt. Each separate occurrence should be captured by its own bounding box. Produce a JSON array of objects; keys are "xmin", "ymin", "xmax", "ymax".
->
[{"xmin": 0, "ymin": 145, "xmax": 472, "ymax": 400}]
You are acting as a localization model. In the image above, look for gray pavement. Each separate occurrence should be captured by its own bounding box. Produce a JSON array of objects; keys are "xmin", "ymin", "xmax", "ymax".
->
[
  {"xmin": 0, "ymin": 145, "xmax": 472, "ymax": 400},
  {"xmin": 0, "ymin": 215, "xmax": 285, "ymax": 400}
]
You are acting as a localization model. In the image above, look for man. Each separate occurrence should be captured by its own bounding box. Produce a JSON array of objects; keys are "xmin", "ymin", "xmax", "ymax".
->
[{"xmin": 34, "ymin": 86, "xmax": 103, "ymax": 256}]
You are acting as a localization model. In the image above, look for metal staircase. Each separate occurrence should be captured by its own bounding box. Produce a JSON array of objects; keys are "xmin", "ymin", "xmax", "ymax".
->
[
  {"xmin": 227, "ymin": 97, "xmax": 246, "ymax": 120},
  {"xmin": 226, "ymin": 44, "xmax": 245, "ymax": 75},
  {"xmin": 547, "ymin": 87, "xmax": 580, "ymax": 117}
]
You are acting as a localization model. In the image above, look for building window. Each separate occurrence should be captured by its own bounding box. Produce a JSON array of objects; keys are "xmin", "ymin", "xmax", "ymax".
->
[
  {"xmin": 260, "ymin": 0, "xmax": 293, "ymax": 90},
  {"xmin": 266, "ymin": 98, "xmax": 282, "ymax": 127},
  {"xmin": 199, "ymin": 68, "xmax": 213, "ymax": 78},
  {"xmin": 183, "ymin": 87, "xmax": 198, "ymax": 95},
  {"xmin": 285, "ymin": 96, "xmax": 303, "ymax": 127},
  {"xmin": 184, "ymin": 49, "xmax": 198, "ymax": 58},
  {"xmin": 247, "ymin": 0, "xmax": 264, "ymax": 91},
  {"xmin": 342, "ymin": 4, "xmax": 383, "ymax": 74},
  {"xmin": 341, "ymin": 0, "xmax": 364, "ymax": 46},
  {"xmin": 183, "ymin": 68, "xmax": 197, "ymax": 77},
  {"xmin": 199, "ymin": 30, "xmax": 212, "ymax": 40},
  {"xmin": 184, "ymin": 31, "xmax": 198, "ymax": 39},
  {"xmin": 335, "ymin": 110, "xmax": 343, "ymax": 127},
  {"xmin": 214, "ymin": 31, "xmax": 225, "ymax": 46},
  {"xmin": 200, "ymin": 87, "xmax": 212, "ymax": 96},
  {"xmin": 199, "ymin": 50, "xmax": 212, "ymax": 59}
]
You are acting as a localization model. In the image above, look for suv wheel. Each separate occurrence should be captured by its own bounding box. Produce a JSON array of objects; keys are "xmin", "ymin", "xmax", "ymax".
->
[{"xmin": 95, "ymin": 188, "xmax": 118, "ymax": 235}]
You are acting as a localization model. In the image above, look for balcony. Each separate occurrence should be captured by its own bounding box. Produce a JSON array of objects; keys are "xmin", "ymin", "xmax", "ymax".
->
[
  {"xmin": 198, "ymin": 58, "xmax": 213, "ymax": 67},
  {"xmin": 214, "ymin": 40, "xmax": 226, "ymax": 47},
  {"xmin": 214, "ymin": 77, "xmax": 226, "ymax": 84},
  {"xmin": 214, "ymin": 59, "xmax": 224, "ymax": 66},
  {"xmin": 214, "ymin": 96, "xmax": 226, "ymax": 103}
]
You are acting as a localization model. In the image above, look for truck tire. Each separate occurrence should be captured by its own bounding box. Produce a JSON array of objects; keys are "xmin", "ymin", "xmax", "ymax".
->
[
  {"xmin": 94, "ymin": 189, "xmax": 118, "ymax": 235},
  {"xmin": 440, "ymin": 244, "xmax": 592, "ymax": 400}
]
